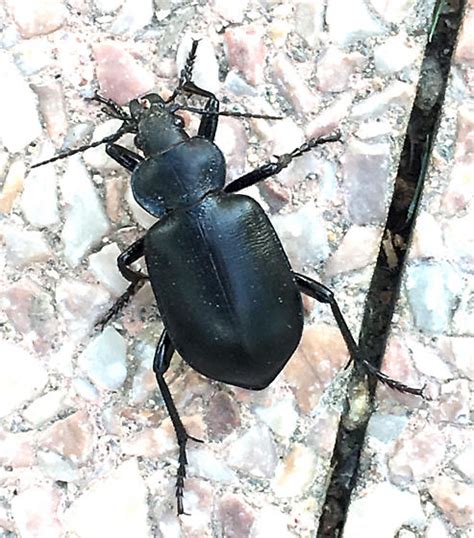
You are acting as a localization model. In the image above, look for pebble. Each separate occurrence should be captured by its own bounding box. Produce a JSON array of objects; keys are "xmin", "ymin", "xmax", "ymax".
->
[
  {"xmin": 453, "ymin": 446, "xmax": 474, "ymax": 481},
  {"xmin": 0, "ymin": 159, "xmax": 25, "ymax": 214},
  {"xmin": 272, "ymin": 53, "xmax": 319, "ymax": 114},
  {"xmin": 434, "ymin": 379, "xmax": 470, "ymax": 424},
  {"xmin": 455, "ymin": 8, "xmax": 474, "ymax": 64},
  {"xmin": 325, "ymin": 225, "xmax": 380, "ymax": 277},
  {"xmin": 284, "ymin": 324, "xmax": 348, "ymax": 413},
  {"xmin": 213, "ymin": 0, "xmax": 248, "ymax": 23},
  {"xmin": 227, "ymin": 424, "xmax": 278, "ymax": 478},
  {"xmin": 366, "ymin": 413, "xmax": 408, "ymax": 444},
  {"xmin": 65, "ymin": 459, "xmax": 150, "ymax": 537},
  {"xmin": 271, "ymin": 444, "xmax": 317, "ymax": 497},
  {"xmin": 369, "ymin": 0, "xmax": 417, "ymax": 24},
  {"xmin": 59, "ymin": 157, "xmax": 110, "ymax": 266},
  {"xmin": 342, "ymin": 140, "xmax": 391, "ymax": 225},
  {"xmin": 271, "ymin": 204, "xmax": 329, "ymax": 270},
  {"xmin": 344, "ymin": 482, "xmax": 425, "ymax": 538},
  {"xmin": 6, "ymin": 0, "xmax": 66, "ymax": 38},
  {"xmin": 444, "ymin": 211, "xmax": 474, "ymax": 272},
  {"xmin": 316, "ymin": 47, "xmax": 365, "ymax": 93},
  {"xmin": 409, "ymin": 211, "xmax": 446, "ymax": 259},
  {"xmin": 121, "ymin": 423, "xmax": 175, "ymax": 458},
  {"xmin": 0, "ymin": 429, "xmax": 36, "ymax": 467},
  {"xmin": 188, "ymin": 447, "xmax": 237, "ymax": 483},
  {"xmin": 428, "ymin": 475, "xmax": 474, "ymax": 528},
  {"xmin": 1, "ymin": 225, "xmax": 51, "ymax": 268},
  {"xmin": 440, "ymin": 336, "xmax": 474, "ymax": 380},
  {"xmin": 355, "ymin": 118, "xmax": 393, "ymax": 140},
  {"xmin": 0, "ymin": 340, "xmax": 48, "ymax": 418},
  {"xmin": 409, "ymin": 341, "xmax": 452, "ymax": 380},
  {"xmin": 305, "ymin": 92, "xmax": 354, "ymax": 139},
  {"xmin": 93, "ymin": 41, "xmax": 155, "ymax": 105},
  {"xmin": 326, "ymin": 0, "xmax": 384, "ymax": 46},
  {"xmin": 37, "ymin": 449, "xmax": 81, "ymax": 482},
  {"xmin": 293, "ymin": 0, "xmax": 324, "ymax": 47},
  {"xmin": 21, "ymin": 163, "xmax": 59, "ymax": 227},
  {"xmin": 94, "ymin": 0, "xmax": 124, "ymax": 13},
  {"xmin": 253, "ymin": 393, "xmax": 299, "ymax": 439},
  {"xmin": 442, "ymin": 162, "xmax": 474, "ymax": 215},
  {"xmin": 11, "ymin": 484, "xmax": 63, "ymax": 537},
  {"xmin": 204, "ymin": 390, "xmax": 241, "ymax": 440},
  {"xmin": 31, "ymin": 80, "xmax": 68, "ymax": 144},
  {"xmin": 404, "ymin": 262, "xmax": 464, "ymax": 333},
  {"xmin": 40, "ymin": 409, "xmax": 95, "ymax": 462},
  {"xmin": 374, "ymin": 32, "xmax": 419, "ymax": 75},
  {"xmin": 77, "ymin": 327, "xmax": 127, "ymax": 390},
  {"xmin": 22, "ymin": 389, "xmax": 69, "ymax": 426},
  {"xmin": 351, "ymin": 81, "xmax": 413, "ymax": 119},
  {"xmin": 111, "ymin": 0, "xmax": 153, "ymax": 35},
  {"xmin": 3, "ymin": 281, "xmax": 57, "ymax": 354},
  {"xmin": 217, "ymin": 494, "xmax": 255, "ymax": 538},
  {"xmin": 424, "ymin": 518, "xmax": 451, "ymax": 538},
  {"xmin": 55, "ymin": 278, "xmax": 111, "ymax": 337},
  {"xmin": 88, "ymin": 243, "xmax": 129, "ymax": 296},
  {"xmin": 14, "ymin": 39, "xmax": 53, "ymax": 75},
  {"xmin": 388, "ymin": 423, "xmax": 446, "ymax": 483},
  {"xmin": 224, "ymin": 25, "xmax": 266, "ymax": 86},
  {"xmin": 224, "ymin": 70, "xmax": 258, "ymax": 97},
  {"xmin": 215, "ymin": 116, "xmax": 248, "ymax": 177},
  {"xmin": 251, "ymin": 505, "xmax": 293, "ymax": 538}
]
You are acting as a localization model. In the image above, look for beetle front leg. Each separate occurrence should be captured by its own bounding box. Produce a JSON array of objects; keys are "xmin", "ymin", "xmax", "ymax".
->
[
  {"xmin": 153, "ymin": 330, "xmax": 203, "ymax": 515},
  {"xmin": 293, "ymin": 272, "xmax": 424, "ymax": 396},
  {"xmin": 106, "ymin": 143, "xmax": 143, "ymax": 172},
  {"xmin": 225, "ymin": 133, "xmax": 341, "ymax": 193},
  {"xmin": 96, "ymin": 237, "xmax": 148, "ymax": 329}
]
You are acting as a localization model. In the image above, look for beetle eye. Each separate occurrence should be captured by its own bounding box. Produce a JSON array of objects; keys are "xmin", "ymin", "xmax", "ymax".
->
[{"xmin": 174, "ymin": 116, "xmax": 184, "ymax": 128}]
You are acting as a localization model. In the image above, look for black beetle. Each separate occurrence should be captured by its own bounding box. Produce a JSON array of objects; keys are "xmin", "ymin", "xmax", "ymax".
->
[{"xmin": 33, "ymin": 40, "xmax": 423, "ymax": 515}]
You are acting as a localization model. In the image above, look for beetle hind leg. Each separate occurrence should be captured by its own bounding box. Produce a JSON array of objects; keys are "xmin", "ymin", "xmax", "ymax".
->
[
  {"xmin": 293, "ymin": 272, "xmax": 424, "ymax": 397},
  {"xmin": 154, "ymin": 331, "xmax": 204, "ymax": 515}
]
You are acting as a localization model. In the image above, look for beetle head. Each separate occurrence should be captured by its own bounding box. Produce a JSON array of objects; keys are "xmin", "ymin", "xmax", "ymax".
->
[{"xmin": 129, "ymin": 93, "xmax": 188, "ymax": 156}]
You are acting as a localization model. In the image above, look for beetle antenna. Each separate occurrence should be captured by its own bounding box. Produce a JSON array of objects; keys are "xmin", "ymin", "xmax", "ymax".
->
[
  {"xmin": 31, "ymin": 125, "xmax": 130, "ymax": 168},
  {"xmin": 171, "ymin": 104, "xmax": 283, "ymax": 121}
]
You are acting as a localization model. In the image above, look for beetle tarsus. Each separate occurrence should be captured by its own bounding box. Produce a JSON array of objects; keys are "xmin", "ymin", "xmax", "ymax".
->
[{"xmin": 154, "ymin": 331, "xmax": 204, "ymax": 515}]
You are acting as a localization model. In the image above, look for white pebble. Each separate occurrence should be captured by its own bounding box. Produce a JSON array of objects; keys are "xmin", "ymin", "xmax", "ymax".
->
[
  {"xmin": 89, "ymin": 243, "xmax": 129, "ymax": 296},
  {"xmin": 0, "ymin": 51, "xmax": 42, "ymax": 152},
  {"xmin": 0, "ymin": 340, "xmax": 48, "ymax": 418},
  {"xmin": 77, "ymin": 327, "xmax": 127, "ymax": 390},
  {"xmin": 60, "ymin": 157, "xmax": 110, "ymax": 266},
  {"xmin": 65, "ymin": 459, "xmax": 150, "ymax": 537}
]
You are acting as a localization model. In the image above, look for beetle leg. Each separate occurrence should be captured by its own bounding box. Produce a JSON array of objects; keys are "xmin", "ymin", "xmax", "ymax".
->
[
  {"xmin": 106, "ymin": 143, "xmax": 143, "ymax": 172},
  {"xmin": 153, "ymin": 330, "xmax": 204, "ymax": 515},
  {"xmin": 293, "ymin": 272, "xmax": 424, "ymax": 396},
  {"xmin": 95, "ymin": 237, "xmax": 148, "ymax": 329},
  {"xmin": 167, "ymin": 40, "xmax": 220, "ymax": 140},
  {"xmin": 225, "ymin": 132, "xmax": 341, "ymax": 193}
]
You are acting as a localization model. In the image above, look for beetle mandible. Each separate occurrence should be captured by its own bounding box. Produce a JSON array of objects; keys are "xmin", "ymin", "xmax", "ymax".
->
[{"xmin": 33, "ymin": 40, "xmax": 423, "ymax": 515}]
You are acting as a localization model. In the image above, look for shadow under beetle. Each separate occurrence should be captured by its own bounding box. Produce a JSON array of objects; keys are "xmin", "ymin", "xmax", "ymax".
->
[{"xmin": 33, "ymin": 40, "xmax": 423, "ymax": 515}]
